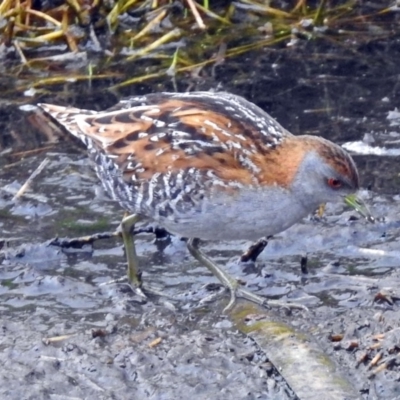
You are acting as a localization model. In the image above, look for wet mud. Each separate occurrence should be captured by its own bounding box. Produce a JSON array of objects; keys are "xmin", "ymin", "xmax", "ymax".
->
[{"xmin": 1, "ymin": 27, "xmax": 400, "ymax": 400}]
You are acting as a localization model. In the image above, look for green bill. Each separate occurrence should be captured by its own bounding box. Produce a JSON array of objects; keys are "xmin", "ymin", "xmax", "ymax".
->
[{"xmin": 345, "ymin": 194, "xmax": 375, "ymax": 223}]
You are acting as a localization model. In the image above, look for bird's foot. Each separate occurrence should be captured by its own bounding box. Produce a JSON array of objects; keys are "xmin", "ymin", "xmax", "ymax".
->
[
  {"xmin": 186, "ymin": 238, "xmax": 307, "ymax": 313},
  {"xmin": 99, "ymin": 276, "xmax": 147, "ymax": 298},
  {"xmin": 224, "ymin": 281, "xmax": 308, "ymax": 313}
]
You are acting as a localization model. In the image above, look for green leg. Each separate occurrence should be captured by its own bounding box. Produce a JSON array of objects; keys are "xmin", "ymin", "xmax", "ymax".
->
[
  {"xmin": 120, "ymin": 214, "xmax": 146, "ymax": 297},
  {"xmin": 186, "ymin": 238, "xmax": 307, "ymax": 313}
]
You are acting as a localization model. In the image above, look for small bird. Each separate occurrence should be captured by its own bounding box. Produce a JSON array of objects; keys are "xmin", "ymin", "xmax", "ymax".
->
[{"xmin": 38, "ymin": 91, "xmax": 372, "ymax": 311}]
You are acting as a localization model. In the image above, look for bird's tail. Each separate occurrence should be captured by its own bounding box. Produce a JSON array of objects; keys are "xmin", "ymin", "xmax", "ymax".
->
[{"xmin": 37, "ymin": 103, "xmax": 98, "ymax": 147}]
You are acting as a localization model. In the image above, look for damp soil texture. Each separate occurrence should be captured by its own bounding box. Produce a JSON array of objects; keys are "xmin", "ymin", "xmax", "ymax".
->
[{"xmin": 2, "ymin": 5, "xmax": 400, "ymax": 400}]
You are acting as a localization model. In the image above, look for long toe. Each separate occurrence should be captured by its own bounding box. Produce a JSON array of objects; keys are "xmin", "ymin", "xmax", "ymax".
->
[
  {"xmin": 223, "ymin": 287, "xmax": 237, "ymax": 313},
  {"xmin": 225, "ymin": 285, "xmax": 308, "ymax": 313}
]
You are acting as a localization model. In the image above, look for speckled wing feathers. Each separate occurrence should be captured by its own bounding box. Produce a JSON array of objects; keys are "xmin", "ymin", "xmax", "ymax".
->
[
  {"xmin": 38, "ymin": 92, "xmax": 292, "ymax": 218},
  {"xmin": 40, "ymin": 92, "xmax": 290, "ymax": 185}
]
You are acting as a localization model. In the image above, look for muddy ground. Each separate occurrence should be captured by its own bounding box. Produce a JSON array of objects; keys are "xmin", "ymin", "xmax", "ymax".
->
[
  {"xmin": 1, "ymin": 15, "xmax": 400, "ymax": 400},
  {"xmin": 2, "ymin": 148, "xmax": 400, "ymax": 399}
]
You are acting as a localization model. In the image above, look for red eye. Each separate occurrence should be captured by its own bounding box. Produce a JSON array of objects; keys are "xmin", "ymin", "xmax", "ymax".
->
[{"xmin": 328, "ymin": 178, "xmax": 342, "ymax": 189}]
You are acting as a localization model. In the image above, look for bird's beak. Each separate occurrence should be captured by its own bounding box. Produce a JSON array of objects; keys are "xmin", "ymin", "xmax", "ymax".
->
[{"xmin": 344, "ymin": 194, "xmax": 375, "ymax": 223}]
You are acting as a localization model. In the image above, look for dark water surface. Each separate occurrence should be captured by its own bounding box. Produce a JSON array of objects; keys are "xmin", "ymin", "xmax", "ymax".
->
[{"xmin": 1, "ymin": 27, "xmax": 400, "ymax": 399}]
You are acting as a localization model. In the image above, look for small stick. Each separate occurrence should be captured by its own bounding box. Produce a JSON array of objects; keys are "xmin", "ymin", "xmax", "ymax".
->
[
  {"xmin": 126, "ymin": 28, "xmax": 181, "ymax": 61},
  {"xmin": 186, "ymin": 0, "xmax": 206, "ymax": 29},
  {"xmin": 356, "ymin": 351, "xmax": 368, "ymax": 367},
  {"xmin": 148, "ymin": 337, "xmax": 162, "ymax": 348},
  {"xmin": 24, "ymin": 8, "xmax": 62, "ymax": 26},
  {"xmin": 369, "ymin": 357, "xmax": 397, "ymax": 377},
  {"xmin": 12, "ymin": 157, "xmax": 49, "ymax": 201},
  {"xmin": 42, "ymin": 333, "xmax": 76, "ymax": 345},
  {"xmin": 194, "ymin": 2, "xmax": 231, "ymax": 24},
  {"xmin": 9, "ymin": 145, "xmax": 55, "ymax": 159},
  {"xmin": 372, "ymin": 333, "xmax": 385, "ymax": 341},
  {"xmin": 368, "ymin": 352, "xmax": 382, "ymax": 368},
  {"xmin": 13, "ymin": 40, "xmax": 28, "ymax": 64},
  {"xmin": 3, "ymin": 159, "xmax": 28, "ymax": 169},
  {"xmin": 131, "ymin": 8, "xmax": 167, "ymax": 41}
]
